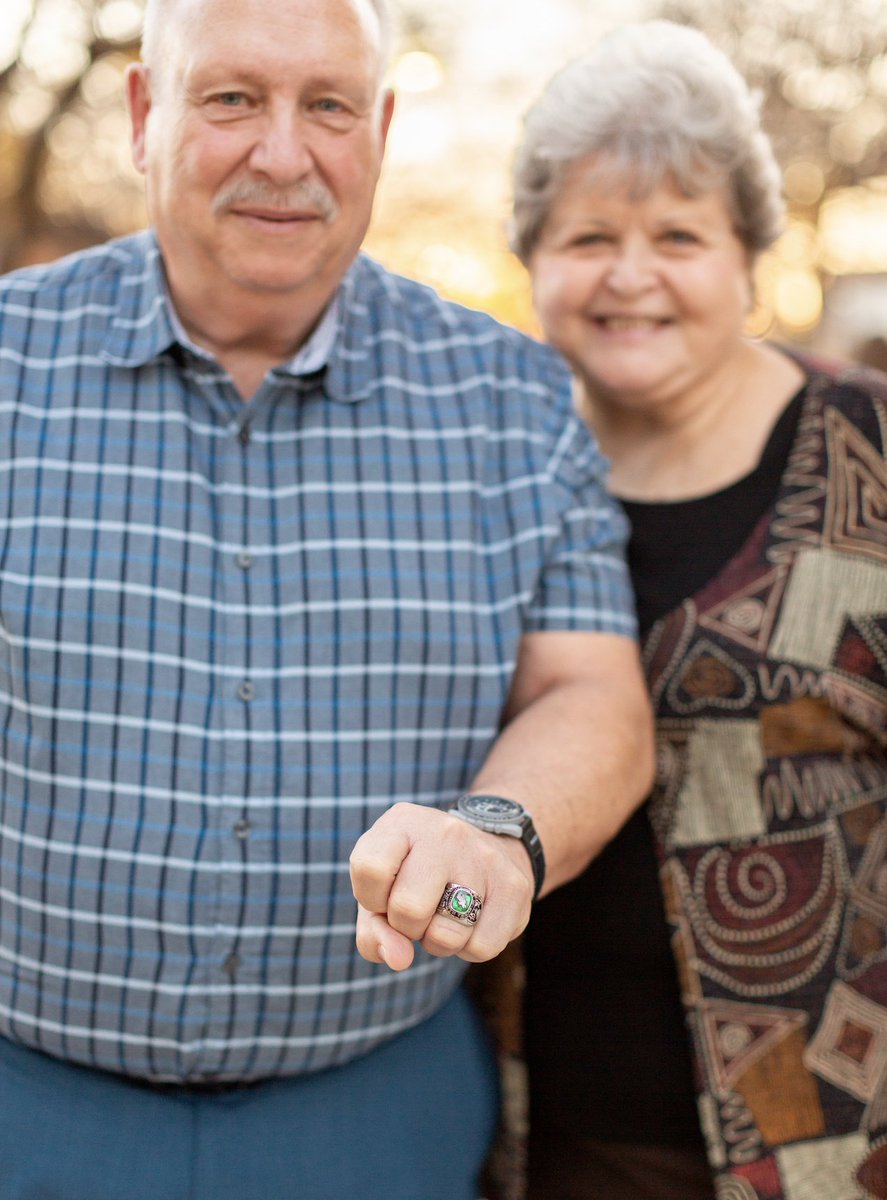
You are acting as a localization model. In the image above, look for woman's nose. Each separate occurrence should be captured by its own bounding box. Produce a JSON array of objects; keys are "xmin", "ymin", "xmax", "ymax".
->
[{"xmin": 602, "ymin": 241, "xmax": 658, "ymax": 294}]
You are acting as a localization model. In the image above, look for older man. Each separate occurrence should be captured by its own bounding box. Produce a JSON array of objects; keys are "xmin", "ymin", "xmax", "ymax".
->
[{"xmin": 0, "ymin": 0, "xmax": 653, "ymax": 1195}]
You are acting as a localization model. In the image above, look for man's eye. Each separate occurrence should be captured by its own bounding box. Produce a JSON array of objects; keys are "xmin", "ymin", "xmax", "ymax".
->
[
  {"xmin": 315, "ymin": 98, "xmax": 345, "ymax": 113},
  {"xmin": 215, "ymin": 92, "xmax": 245, "ymax": 107},
  {"xmin": 664, "ymin": 229, "xmax": 698, "ymax": 245}
]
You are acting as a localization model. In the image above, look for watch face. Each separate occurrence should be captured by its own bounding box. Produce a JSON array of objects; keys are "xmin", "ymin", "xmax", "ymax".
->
[{"xmin": 460, "ymin": 794, "xmax": 523, "ymax": 821}]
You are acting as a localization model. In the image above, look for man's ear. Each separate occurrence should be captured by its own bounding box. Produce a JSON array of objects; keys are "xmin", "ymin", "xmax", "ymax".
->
[
  {"xmin": 378, "ymin": 88, "xmax": 395, "ymax": 153},
  {"xmin": 125, "ymin": 62, "xmax": 153, "ymax": 176}
]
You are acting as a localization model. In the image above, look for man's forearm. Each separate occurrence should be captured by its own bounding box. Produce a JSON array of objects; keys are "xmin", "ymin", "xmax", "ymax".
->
[
  {"xmin": 467, "ymin": 666, "xmax": 655, "ymax": 896},
  {"xmin": 350, "ymin": 629, "xmax": 654, "ymax": 968}
]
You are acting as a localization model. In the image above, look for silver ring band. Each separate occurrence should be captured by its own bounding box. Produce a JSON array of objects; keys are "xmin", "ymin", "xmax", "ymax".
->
[{"xmin": 437, "ymin": 882, "xmax": 483, "ymax": 925}]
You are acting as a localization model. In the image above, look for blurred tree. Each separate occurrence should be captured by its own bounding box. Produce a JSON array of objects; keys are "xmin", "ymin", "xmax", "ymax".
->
[
  {"xmin": 648, "ymin": 0, "xmax": 887, "ymax": 337},
  {"xmin": 0, "ymin": 0, "xmax": 885, "ymax": 329},
  {"xmin": 0, "ymin": 0, "xmax": 143, "ymax": 271},
  {"xmin": 379, "ymin": 0, "xmax": 887, "ymax": 335},
  {"xmin": 657, "ymin": 0, "xmax": 887, "ymax": 189}
]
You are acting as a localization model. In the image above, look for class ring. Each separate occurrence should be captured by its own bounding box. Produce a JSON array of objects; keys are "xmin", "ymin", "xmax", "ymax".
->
[{"xmin": 437, "ymin": 883, "xmax": 483, "ymax": 925}]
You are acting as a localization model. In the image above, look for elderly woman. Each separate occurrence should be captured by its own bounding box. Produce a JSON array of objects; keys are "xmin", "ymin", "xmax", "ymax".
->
[{"xmin": 510, "ymin": 21, "xmax": 887, "ymax": 1200}]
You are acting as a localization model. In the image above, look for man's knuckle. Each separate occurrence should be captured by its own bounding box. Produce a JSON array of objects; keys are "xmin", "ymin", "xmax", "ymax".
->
[
  {"xmin": 462, "ymin": 931, "xmax": 507, "ymax": 963},
  {"xmin": 349, "ymin": 846, "xmax": 383, "ymax": 874},
  {"xmin": 388, "ymin": 894, "xmax": 428, "ymax": 927},
  {"xmin": 423, "ymin": 920, "xmax": 465, "ymax": 953}
]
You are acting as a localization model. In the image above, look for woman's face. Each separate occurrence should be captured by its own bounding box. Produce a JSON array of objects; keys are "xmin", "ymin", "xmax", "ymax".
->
[{"xmin": 528, "ymin": 161, "xmax": 754, "ymax": 417}]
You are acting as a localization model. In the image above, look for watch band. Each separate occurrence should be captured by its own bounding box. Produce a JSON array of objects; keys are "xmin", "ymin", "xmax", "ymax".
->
[
  {"xmin": 514, "ymin": 815, "xmax": 546, "ymax": 902},
  {"xmin": 451, "ymin": 793, "xmax": 546, "ymax": 900}
]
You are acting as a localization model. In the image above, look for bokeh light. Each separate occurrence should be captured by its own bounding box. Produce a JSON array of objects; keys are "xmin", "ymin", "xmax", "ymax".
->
[{"xmin": 0, "ymin": 0, "xmax": 885, "ymax": 360}]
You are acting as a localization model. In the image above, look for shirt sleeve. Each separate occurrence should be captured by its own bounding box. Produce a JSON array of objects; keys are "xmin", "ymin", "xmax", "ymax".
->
[{"xmin": 524, "ymin": 410, "xmax": 638, "ymax": 638}]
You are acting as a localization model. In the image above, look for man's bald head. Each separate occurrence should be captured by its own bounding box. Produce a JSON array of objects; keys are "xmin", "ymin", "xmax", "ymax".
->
[{"xmin": 140, "ymin": 0, "xmax": 393, "ymax": 91}]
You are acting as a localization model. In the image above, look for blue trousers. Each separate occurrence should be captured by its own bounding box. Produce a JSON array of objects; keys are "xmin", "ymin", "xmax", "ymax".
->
[{"xmin": 0, "ymin": 987, "xmax": 497, "ymax": 1200}]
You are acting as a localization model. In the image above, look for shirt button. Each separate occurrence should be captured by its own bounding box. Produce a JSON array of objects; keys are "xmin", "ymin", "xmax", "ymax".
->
[
  {"xmin": 238, "ymin": 425, "xmax": 250, "ymax": 447},
  {"xmin": 237, "ymin": 680, "xmax": 255, "ymax": 702},
  {"xmin": 236, "ymin": 552, "xmax": 254, "ymax": 570},
  {"xmin": 223, "ymin": 952, "xmax": 240, "ymax": 977},
  {"xmin": 233, "ymin": 818, "xmax": 251, "ymax": 840}
]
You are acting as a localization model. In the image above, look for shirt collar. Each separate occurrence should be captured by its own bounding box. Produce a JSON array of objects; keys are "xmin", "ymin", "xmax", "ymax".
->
[
  {"xmin": 102, "ymin": 230, "xmax": 341, "ymax": 379},
  {"xmin": 322, "ymin": 254, "xmax": 392, "ymax": 405},
  {"xmin": 101, "ymin": 232, "xmax": 179, "ymax": 368},
  {"xmin": 101, "ymin": 233, "xmax": 383, "ymax": 403},
  {"xmin": 163, "ymin": 277, "xmax": 341, "ymax": 378}
]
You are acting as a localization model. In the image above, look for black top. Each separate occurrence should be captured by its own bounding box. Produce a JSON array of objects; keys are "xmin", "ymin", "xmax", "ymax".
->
[{"xmin": 523, "ymin": 385, "xmax": 806, "ymax": 1146}]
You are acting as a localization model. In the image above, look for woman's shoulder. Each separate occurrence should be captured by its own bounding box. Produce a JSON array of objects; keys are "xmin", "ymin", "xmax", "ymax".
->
[{"xmin": 779, "ymin": 346, "xmax": 887, "ymax": 452}]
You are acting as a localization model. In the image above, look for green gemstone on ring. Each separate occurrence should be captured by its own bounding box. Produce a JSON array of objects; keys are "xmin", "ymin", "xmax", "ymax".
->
[{"xmin": 450, "ymin": 889, "xmax": 472, "ymax": 914}]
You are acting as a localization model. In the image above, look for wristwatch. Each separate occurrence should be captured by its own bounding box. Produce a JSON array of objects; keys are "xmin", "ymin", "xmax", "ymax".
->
[{"xmin": 450, "ymin": 793, "xmax": 546, "ymax": 901}]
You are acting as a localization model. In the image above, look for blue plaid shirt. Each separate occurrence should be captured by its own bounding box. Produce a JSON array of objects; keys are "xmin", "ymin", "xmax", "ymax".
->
[{"xmin": 0, "ymin": 232, "xmax": 635, "ymax": 1082}]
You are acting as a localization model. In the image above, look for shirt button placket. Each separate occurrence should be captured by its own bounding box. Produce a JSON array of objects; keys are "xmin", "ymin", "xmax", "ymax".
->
[{"xmin": 208, "ymin": 408, "xmax": 260, "ymax": 1071}]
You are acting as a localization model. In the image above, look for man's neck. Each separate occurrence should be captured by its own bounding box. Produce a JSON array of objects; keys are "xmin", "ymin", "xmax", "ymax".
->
[{"xmin": 165, "ymin": 273, "xmax": 337, "ymax": 402}]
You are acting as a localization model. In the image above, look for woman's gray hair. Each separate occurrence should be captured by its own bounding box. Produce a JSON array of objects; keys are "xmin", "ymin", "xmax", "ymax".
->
[{"xmin": 510, "ymin": 20, "xmax": 785, "ymax": 263}]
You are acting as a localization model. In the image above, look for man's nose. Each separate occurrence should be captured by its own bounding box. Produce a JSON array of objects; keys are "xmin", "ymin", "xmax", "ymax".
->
[{"xmin": 248, "ymin": 109, "xmax": 314, "ymax": 182}]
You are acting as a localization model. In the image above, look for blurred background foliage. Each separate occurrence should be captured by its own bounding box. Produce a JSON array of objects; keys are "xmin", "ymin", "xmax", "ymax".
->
[{"xmin": 1, "ymin": 0, "xmax": 886, "ymax": 360}]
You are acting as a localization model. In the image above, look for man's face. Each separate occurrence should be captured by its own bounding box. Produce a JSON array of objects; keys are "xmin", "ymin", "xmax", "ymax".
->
[{"xmin": 127, "ymin": 0, "xmax": 393, "ymax": 312}]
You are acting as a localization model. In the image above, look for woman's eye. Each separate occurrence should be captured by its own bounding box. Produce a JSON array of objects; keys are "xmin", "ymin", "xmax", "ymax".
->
[{"xmin": 664, "ymin": 229, "xmax": 699, "ymax": 245}]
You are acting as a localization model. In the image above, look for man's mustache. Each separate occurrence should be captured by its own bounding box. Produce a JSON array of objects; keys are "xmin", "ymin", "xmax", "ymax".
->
[{"xmin": 213, "ymin": 178, "xmax": 339, "ymax": 220}]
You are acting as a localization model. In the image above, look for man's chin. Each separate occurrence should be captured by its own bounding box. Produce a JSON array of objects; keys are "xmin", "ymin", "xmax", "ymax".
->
[
  {"xmin": 223, "ymin": 261, "xmax": 330, "ymax": 298},
  {"xmin": 233, "ymin": 273, "xmax": 318, "ymax": 295}
]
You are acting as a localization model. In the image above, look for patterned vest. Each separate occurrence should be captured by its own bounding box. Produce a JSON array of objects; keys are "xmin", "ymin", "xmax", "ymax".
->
[{"xmin": 644, "ymin": 363, "xmax": 887, "ymax": 1199}]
